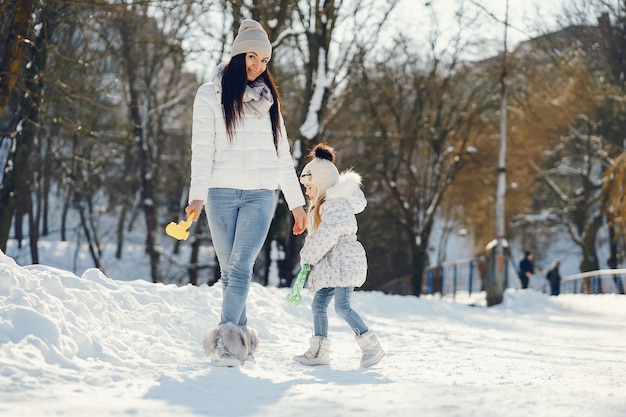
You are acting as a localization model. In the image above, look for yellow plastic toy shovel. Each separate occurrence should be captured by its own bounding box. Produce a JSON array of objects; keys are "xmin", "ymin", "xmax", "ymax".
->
[{"xmin": 165, "ymin": 211, "xmax": 196, "ymax": 241}]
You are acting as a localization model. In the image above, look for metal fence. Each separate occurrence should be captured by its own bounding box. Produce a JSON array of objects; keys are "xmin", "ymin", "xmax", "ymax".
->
[
  {"xmin": 378, "ymin": 260, "xmax": 626, "ymax": 297},
  {"xmin": 378, "ymin": 256, "xmax": 490, "ymax": 297}
]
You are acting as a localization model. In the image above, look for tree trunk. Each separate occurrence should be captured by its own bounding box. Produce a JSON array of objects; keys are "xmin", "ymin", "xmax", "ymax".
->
[
  {"xmin": 61, "ymin": 188, "xmax": 70, "ymax": 242},
  {"xmin": 115, "ymin": 203, "xmax": 128, "ymax": 259},
  {"xmin": 13, "ymin": 188, "xmax": 27, "ymax": 248},
  {"xmin": 410, "ymin": 241, "xmax": 428, "ymax": 297},
  {"xmin": 74, "ymin": 187, "xmax": 101, "ymax": 270},
  {"xmin": 0, "ymin": 1, "xmax": 59, "ymax": 251},
  {"xmin": 41, "ymin": 134, "xmax": 52, "ymax": 236},
  {"xmin": 607, "ymin": 222, "xmax": 625, "ymax": 294},
  {"xmin": 27, "ymin": 186, "xmax": 39, "ymax": 263},
  {"xmin": 117, "ymin": 15, "xmax": 161, "ymax": 283},
  {"xmin": 579, "ymin": 213, "xmax": 602, "ymax": 293},
  {"xmin": 0, "ymin": 0, "xmax": 34, "ymax": 113}
]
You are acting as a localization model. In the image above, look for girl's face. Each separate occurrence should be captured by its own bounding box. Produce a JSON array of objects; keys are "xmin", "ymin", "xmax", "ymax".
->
[
  {"xmin": 245, "ymin": 52, "xmax": 269, "ymax": 81},
  {"xmin": 304, "ymin": 184, "xmax": 318, "ymax": 201}
]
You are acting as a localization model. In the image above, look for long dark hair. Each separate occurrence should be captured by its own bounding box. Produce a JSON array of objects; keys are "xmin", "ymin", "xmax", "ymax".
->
[{"xmin": 221, "ymin": 53, "xmax": 281, "ymax": 149}]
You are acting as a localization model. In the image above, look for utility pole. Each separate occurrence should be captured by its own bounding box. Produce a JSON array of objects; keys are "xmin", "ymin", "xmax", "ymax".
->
[{"xmin": 486, "ymin": 0, "xmax": 510, "ymax": 306}]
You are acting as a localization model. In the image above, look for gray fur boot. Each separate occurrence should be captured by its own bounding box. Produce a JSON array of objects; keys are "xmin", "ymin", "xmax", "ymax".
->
[
  {"xmin": 203, "ymin": 322, "xmax": 249, "ymax": 367},
  {"xmin": 293, "ymin": 336, "xmax": 331, "ymax": 366},
  {"xmin": 241, "ymin": 325, "xmax": 259, "ymax": 369},
  {"xmin": 356, "ymin": 331, "xmax": 384, "ymax": 368}
]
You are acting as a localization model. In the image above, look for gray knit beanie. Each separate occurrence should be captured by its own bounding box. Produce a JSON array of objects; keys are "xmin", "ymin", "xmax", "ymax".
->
[{"xmin": 231, "ymin": 19, "xmax": 272, "ymax": 58}]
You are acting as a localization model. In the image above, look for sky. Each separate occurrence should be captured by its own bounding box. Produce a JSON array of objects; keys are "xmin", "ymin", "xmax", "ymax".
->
[
  {"xmin": 185, "ymin": 0, "xmax": 568, "ymax": 79},
  {"xmin": 390, "ymin": 0, "xmax": 567, "ymax": 60},
  {"xmin": 1, "ymin": 248, "xmax": 625, "ymax": 417}
]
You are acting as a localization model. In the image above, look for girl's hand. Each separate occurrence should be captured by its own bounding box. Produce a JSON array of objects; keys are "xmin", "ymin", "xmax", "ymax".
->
[
  {"xmin": 185, "ymin": 200, "xmax": 204, "ymax": 221},
  {"xmin": 291, "ymin": 206, "xmax": 307, "ymax": 235}
]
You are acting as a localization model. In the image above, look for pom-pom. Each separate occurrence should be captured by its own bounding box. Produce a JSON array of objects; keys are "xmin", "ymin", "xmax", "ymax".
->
[{"xmin": 309, "ymin": 143, "xmax": 336, "ymax": 163}]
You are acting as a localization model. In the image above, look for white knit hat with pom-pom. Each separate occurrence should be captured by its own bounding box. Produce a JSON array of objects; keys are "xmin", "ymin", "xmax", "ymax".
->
[{"xmin": 300, "ymin": 144, "xmax": 340, "ymax": 197}]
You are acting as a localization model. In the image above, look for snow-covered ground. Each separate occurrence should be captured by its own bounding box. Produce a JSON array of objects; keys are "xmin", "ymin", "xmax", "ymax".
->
[{"xmin": 1, "ymin": 249, "xmax": 624, "ymax": 417}]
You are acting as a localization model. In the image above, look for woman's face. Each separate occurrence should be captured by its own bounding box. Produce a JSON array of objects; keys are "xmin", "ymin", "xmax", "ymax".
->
[
  {"xmin": 245, "ymin": 52, "xmax": 269, "ymax": 81},
  {"xmin": 304, "ymin": 184, "xmax": 318, "ymax": 201}
]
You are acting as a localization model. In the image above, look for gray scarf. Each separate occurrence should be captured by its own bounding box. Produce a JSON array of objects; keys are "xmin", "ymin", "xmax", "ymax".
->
[{"xmin": 242, "ymin": 79, "xmax": 274, "ymax": 118}]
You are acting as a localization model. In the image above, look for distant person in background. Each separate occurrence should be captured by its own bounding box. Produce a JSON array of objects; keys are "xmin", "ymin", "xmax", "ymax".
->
[
  {"xmin": 518, "ymin": 251, "xmax": 534, "ymax": 289},
  {"xmin": 546, "ymin": 261, "xmax": 561, "ymax": 296}
]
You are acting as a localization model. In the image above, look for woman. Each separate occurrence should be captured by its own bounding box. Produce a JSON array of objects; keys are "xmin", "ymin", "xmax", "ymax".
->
[{"xmin": 185, "ymin": 19, "xmax": 307, "ymax": 368}]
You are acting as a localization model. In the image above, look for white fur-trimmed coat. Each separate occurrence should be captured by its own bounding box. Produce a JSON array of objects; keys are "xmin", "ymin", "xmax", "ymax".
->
[{"xmin": 300, "ymin": 171, "xmax": 368, "ymax": 291}]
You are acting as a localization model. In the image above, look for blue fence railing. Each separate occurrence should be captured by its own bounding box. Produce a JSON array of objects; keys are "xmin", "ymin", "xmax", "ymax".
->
[
  {"xmin": 378, "ymin": 260, "xmax": 626, "ymax": 297},
  {"xmin": 379, "ymin": 256, "xmax": 492, "ymax": 297},
  {"xmin": 425, "ymin": 257, "xmax": 487, "ymax": 298}
]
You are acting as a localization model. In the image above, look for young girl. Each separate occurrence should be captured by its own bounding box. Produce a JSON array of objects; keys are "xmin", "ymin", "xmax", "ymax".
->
[{"xmin": 294, "ymin": 144, "xmax": 384, "ymax": 368}]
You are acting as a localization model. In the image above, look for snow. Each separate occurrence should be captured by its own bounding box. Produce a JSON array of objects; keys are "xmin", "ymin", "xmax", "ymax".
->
[{"xmin": 1, "ymin": 249, "xmax": 625, "ymax": 417}]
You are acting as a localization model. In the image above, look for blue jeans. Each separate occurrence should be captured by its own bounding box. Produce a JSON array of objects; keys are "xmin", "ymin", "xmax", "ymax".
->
[
  {"xmin": 205, "ymin": 188, "xmax": 277, "ymax": 326},
  {"xmin": 311, "ymin": 287, "xmax": 368, "ymax": 337}
]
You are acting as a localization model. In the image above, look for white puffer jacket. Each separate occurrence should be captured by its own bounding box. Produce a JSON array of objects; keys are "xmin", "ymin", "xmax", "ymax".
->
[
  {"xmin": 188, "ymin": 66, "xmax": 305, "ymax": 210},
  {"xmin": 300, "ymin": 171, "xmax": 368, "ymax": 291}
]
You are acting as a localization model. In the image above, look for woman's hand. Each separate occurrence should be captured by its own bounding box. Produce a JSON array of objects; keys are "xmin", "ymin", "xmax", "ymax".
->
[
  {"xmin": 185, "ymin": 200, "xmax": 204, "ymax": 221},
  {"xmin": 291, "ymin": 206, "xmax": 307, "ymax": 235}
]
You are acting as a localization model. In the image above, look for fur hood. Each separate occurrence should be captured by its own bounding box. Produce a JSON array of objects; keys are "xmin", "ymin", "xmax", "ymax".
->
[{"xmin": 325, "ymin": 170, "xmax": 366, "ymax": 215}]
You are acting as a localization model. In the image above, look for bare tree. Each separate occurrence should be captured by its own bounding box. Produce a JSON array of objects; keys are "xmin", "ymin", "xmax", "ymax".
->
[
  {"xmin": 0, "ymin": 0, "xmax": 35, "ymax": 114},
  {"xmin": 93, "ymin": 2, "xmax": 200, "ymax": 282},
  {"xmin": 276, "ymin": 0, "xmax": 399, "ymax": 285},
  {"xmin": 603, "ymin": 153, "xmax": 626, "ymax": 293},
  {"xmin": 339, "ymin": 32, "xmax": 492, "ymax": 296},
  {"xmin": 597, "ymin": 5, "xmax": 626, "ymax": 278},
  {"xmin": 196, "ymin": 1, "xmax": 399, "ymax": 286},
  {"xmin": 0, "ymin": 1, "xmax": 65, "ymax": 253},
  {"xmin": 508, "ymin": 0, "xmax": 626, "ymax": 284}
]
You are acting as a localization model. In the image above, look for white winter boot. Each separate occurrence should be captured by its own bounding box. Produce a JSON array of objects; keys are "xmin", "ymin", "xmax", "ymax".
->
[
  {"xmin": 356, "ymin": 331, "xmax": 385, "ymax": 368},
  {"xmin": 293, "ymin": 336, "xmax": 331, "ymax": 366}
]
